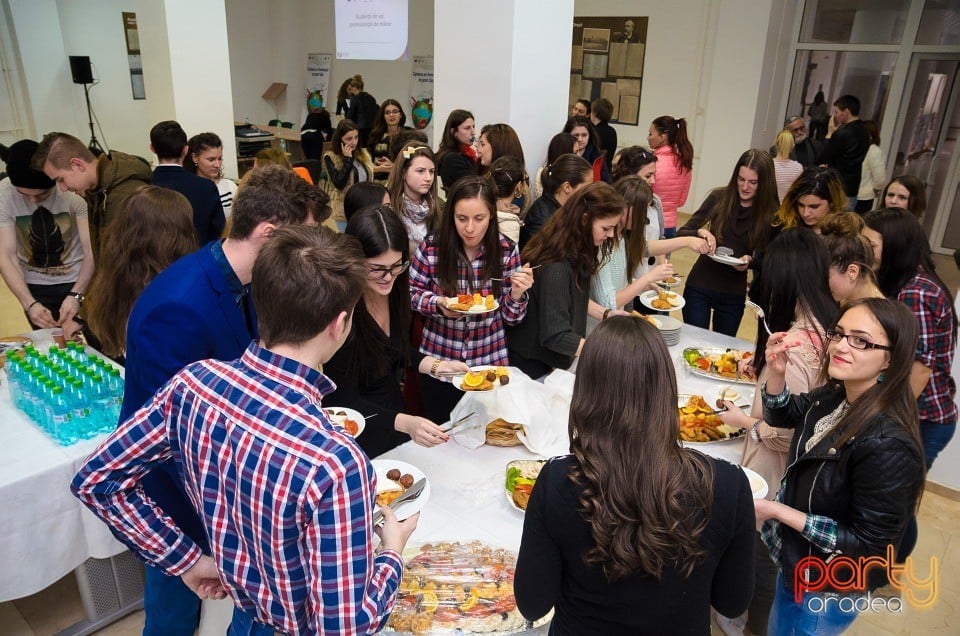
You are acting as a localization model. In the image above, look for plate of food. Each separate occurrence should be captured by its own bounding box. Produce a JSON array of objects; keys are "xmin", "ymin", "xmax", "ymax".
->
[
  {"xmin": 388, "ymin": 541, "xmax": 541, "ymax": 634},
  {"xmin": 370, "ymin": 459, "xmax": 431, "ymax": 522},
  {"xmin": 739, "ymin": 465, "xmax": 769, "ymax": 499},
  {"xmin": 324, "ymin": 406, "xmax": 365, "ymax": 437},
  {"xmin": 638, "ymin": 288, "xmax": 685, "ymax": 311},
  {"xmin": 451, "ymin": 366, "xmax": 511, "ymax": 392},
  {"xmin": 657, "ymin": 274, "xmax": 685, "ymax": 289},
  {"xmin": 446, "ymin": 293, "xmax": 499, "ymax": 315},
  {"xmin": 677, "ymin": 394, "xmax": 745, "ymax": 444},
  {"xmin": 505, "ymin": 459, "xmax": 545, "ymax": 513},
  {"xmin": 681, "ymin": 347, "xmax": 756, "ymax": 384},
  {"xmin": 707, "ymin": 252, "xmax": 747, "ymax": 267}
]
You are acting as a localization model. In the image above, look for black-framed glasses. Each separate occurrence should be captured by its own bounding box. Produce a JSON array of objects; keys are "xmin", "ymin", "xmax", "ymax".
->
[
  {"xmin": 384, "ymin": 109, "xmax": 402, "ymax": 116},
  {"xmin": 825, "ymin": 329, "xmax": 891, "ymax": 351},
  {"xmin": 367, "ymin": 261, "xmax": 410, "ymax": 280}
]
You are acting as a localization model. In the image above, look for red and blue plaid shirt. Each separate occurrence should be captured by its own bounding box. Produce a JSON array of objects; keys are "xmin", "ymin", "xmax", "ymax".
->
[
  {"xmin": 72, "ymin": 343, "xmax": 403, "ymax": 635},
  {"xmin": 898, "ymin": 268, "xmax": 957, "ymax": 424},
  {"xmin": 410, "ymin": 235, "xmax": 528, "ymax": 366}
]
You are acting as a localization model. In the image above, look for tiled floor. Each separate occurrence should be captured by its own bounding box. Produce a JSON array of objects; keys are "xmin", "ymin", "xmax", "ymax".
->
[{"xmin": 1, "ymin": 224, "xmax": 957, "ymax": 635}]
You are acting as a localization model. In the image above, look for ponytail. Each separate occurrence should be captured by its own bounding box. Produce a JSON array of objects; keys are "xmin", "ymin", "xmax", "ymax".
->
[
  {"xmin": 652, "ymin": 115, "xmax": 694, "ymax": 172},
  {"xmin": 541, "ymin": 154, "xmax": 592, "ymax": 198}
]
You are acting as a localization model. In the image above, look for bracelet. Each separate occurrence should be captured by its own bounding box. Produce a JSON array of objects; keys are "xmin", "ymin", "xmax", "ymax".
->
[
  {"xmin": 750, "ymin": 419, "xmax": 762, "ymax": 442},
  {"xmin": 26, "ymin": 300, "xmax": 40, "ymax": 312},
  {"xmin": 602, "ymin": 308, "xmax": 611, "ymax": 320},
  {"xmin": 430, "ymin": 358, "xmax": 442, "ymax": 377}
]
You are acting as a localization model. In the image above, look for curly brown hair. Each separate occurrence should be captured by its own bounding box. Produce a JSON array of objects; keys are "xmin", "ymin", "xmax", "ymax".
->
[{"xmin": 85, "ymin": 187, "xmax": 198, "ymax": 356}]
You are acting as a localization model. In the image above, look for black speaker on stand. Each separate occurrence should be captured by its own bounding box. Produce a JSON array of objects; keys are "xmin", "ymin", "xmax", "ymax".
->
[{"xmin": 69, "ymin": 56, "xmax": 104, "ymax": 155}]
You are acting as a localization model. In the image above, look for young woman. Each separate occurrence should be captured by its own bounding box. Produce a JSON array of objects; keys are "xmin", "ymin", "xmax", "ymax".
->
[
  {"xmin": 758, "ymin": 298, "xmax": 925, "ymax": 634},
  {"xmin": 322, "ymin": 206, "xmax": 455, "ymax": 457},
  {"xmin": 863, "ymin": 207, "xmax": 957, "ymax": 468},
  {"xmin": 409, "ymin": 176, "xmax": 533, "ymax": 422},
  {"xmin": 563, "ymin": 116, "xmax": 610, "ymax": 183},
  {"xmin": 716, "ymin": 228, "xmax": 837, "ymax": 636},
  {"xmin": 515, "ymin": 317, "xmax": 755, "ymax": 634},
  {"xmin": 520, "ymin": 154, "xmax": 592, "ymax": 249},
  {"xmin": 507, "ymin": 182, "xmax": 621, "ymax": 378},
  {"xmin": 343, "ymin": 181, "xmax": 389, "ymax": 222},
  {"xmin": 677, "ymin": 149, "xmax": 778, "ymax": 336},
  {"xmin": 531, "ymin": 132, "xmax": 575, "ymax": 199},
  {"xmin": 880, "ymin": 174, "xmax": 926, "ymax": 219},
  {"xmin": 570, "ymin": 98, "xmax": 591, "ymax": 118},
  {"xmin": 856, "ymin": 121, "xmax": 886, "ymax": 213},
  {"xmin": 476, "ymin": 123, "xmax": 525, "ymax": 170},
  {"xmin": 819, "ymin": 212, "xmax": 883, "ymax": 304},
  {"xmin": 322, "ymin": 119, "xmax": 374, "ymax": 229},
  {"xmin": 345, "ymin": 75, "xmax": 379, "ymax": 147},
  {"xmin": 774, "ymin": 166, "xmax": 846, "ymax": 233},
  {"xmin": 611, "ymin": 145, "xmax": 665, "ymax": 267},
  {"xmin": 772, "ymin": 129, "xmax": 803, "ymax": 202},
  {"xmin": 386, "ymin": 143, "xmax": 440, "ymax": 254},
  {"xmin": 335, "ymin": 78, "xmax": 352, "ymax": 117},
  {"xmin": 300, "ymin": 107, "xmax": 333, "ymax": 161},
  {"xmin": 487, "ymin": 155, "xmax": 527, "ymax": 244},
  {"xmin": 647, "ymin": 115, "xmax": 694, "ymax": 237},
  {"xmin": 79, "ymin": 187, "xmax": 198, "ymax": 358},
  {"xmin": 185, "ymin": 132, "xmax": 237, "ymax": 219},
  {"xmin": 367, "ymin": 99, "xmax": 412, "ymax": 180},
  {"xmin": 589, "ymin": 177, "xmax": 710, "ymax": 328},
  {"xmin": 435, "ymin": 109, "xmax": 478, "ymax": 194}
]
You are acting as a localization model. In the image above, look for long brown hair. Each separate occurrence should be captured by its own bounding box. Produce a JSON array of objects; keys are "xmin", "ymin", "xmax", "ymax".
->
[
  {"xmin": 705, "ymin": 149, "xmax": 777, "ymax": 250},
  {"xmin": 614, "ymin": 176, "xmax": 653, "ymax": 282},
  {"xmin": 775, "ymin": 166, "xmax": 846, "ymax": 229},
  {"xmin": 522, "ymin": 182, "xmax": 621, "ymax": 287},
  {"xmin": 570, "ymin": 316, "xmax": 713, "ymax": 581},
  {"xmin": 386, "ymin": 143, "xmax": 440, "ymax": 233},
  {"xmin": 85, "ymin": 187, "xmax": 198, "ymax": 356},
  {"xmin": 435, "ymin": 176, "xmax": 503, "ymax": 297}
]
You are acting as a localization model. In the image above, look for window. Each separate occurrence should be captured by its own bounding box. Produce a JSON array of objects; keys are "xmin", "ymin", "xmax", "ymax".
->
[{"xmin": 800, "ymin": 0, "xmax": 911, "ymax": 44}]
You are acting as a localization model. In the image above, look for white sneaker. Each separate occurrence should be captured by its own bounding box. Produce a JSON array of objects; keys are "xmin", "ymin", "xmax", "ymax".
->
[{"xmin": 715, "ymin": 610, "xmax": 747, "ymax": 636}]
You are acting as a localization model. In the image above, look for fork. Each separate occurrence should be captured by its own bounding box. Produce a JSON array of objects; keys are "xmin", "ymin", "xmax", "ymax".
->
[
  {"xmin": 745, "ymin": 300, "xmax": 773, "ymax": 336},
  {"xmin": 489, "ymin": 264, "xmax": 543, "ymax": 281}
]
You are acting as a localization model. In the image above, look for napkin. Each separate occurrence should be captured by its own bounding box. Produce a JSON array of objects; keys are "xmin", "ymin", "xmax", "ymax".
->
[{"xmin": 448, "ymin": 368, "xmax": 562, "ymax": 455}]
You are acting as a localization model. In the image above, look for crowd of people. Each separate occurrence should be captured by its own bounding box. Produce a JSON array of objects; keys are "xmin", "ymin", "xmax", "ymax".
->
[{"xmin": 0, "ymin": 81, "xmax": 953, "ymax": 636}]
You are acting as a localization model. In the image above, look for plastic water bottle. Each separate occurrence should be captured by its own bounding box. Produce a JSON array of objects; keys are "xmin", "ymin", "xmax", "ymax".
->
[{"xmin": 50, "ymin": 386, "xmax": 75, "ymax": 445}]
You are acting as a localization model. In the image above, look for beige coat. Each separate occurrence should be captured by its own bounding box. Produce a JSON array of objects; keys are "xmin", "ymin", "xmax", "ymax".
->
[{"xmin": 321, "ymin": 149, "xmax": 374, "ymax": 223}]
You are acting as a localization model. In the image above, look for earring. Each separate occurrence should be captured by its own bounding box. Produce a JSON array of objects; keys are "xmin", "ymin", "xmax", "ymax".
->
[{"xmin": 877, "ymin": 372, "xmax": 886, "ymax": 384}]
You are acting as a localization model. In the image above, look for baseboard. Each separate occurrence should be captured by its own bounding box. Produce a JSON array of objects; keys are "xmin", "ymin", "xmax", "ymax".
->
[{"xmin": 925, "ymin": 479, "xmax": 960, "ymax": 502}]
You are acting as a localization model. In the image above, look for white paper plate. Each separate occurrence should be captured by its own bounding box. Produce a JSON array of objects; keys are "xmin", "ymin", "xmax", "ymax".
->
[
  {"xmin": 638, "ymin": 290, "xmax": 685, "ymax": 312},
  {"xmin": 446, "ymin": 297, "xmax": 500, "ymax": 315},
  {"xmin": 450, "ymin": 366, "xmax": 509, "ymax": 392},
  {"xmin": 740, "ymin": 465, "xmax": 769, "ymax": 499},
  {"xmin": 370, "ymin": 459, "xmax": 431, "ymax": 522},
  {"xmin": 324, "ymin": 406, "xmax": 365, "ymax": 438},
  {"xmin": 708, "ymin": 253, "xmax": 747, "ymax": 266},
  {"xmin": 657, "ymin": 275, "xmax": 685, "ymax": 289}
]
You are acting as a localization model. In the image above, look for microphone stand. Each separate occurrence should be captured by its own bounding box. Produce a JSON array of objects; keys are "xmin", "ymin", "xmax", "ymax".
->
[{"xmin": 83, "ymin": 83, "xmax": 104, "ymax": 156}]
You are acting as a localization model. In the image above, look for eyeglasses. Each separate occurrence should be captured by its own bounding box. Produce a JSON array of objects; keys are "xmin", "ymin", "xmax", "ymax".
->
[
  {"xmin": 384, "ymin": 109, "xmax": 402, "ymax": 116},
  {"xmin": 367, "ymin": 261, "xmax": 410, "ymax": 280},
  {"xmin": 825, "ymin": 329, "xmax": 891, "ymax": 351}
]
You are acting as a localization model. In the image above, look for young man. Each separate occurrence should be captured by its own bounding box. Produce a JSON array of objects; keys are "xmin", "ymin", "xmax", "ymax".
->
[
  {"xmin": 149, "ymin": 120, "xmax": 225, "ymax": 245},
  {"xmin": 33, "ymin": 132, "xmax": 152, "ymax": 261},
  {"xmin": 590, "ymin": 97, "xmax": 618, "ymax": 168},
  {"xmin": 0, "ymin": 139, "xmax": 93, "ymax": 329},
  {"xmin": 817, "ymin": 94, "xmax": 870, "ymax": 208},
  {"xmin": 118, "ymin": 165, "xmax": 328, "ymax": 635},
  {"xmin": 72, "ymin": 225, "xmax": 418, "ymax": 634}
]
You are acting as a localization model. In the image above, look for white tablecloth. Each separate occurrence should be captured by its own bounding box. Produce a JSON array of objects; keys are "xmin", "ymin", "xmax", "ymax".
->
[{"xmin": 0, "ymin": 331, "xmax": 126, "ymax": 602}]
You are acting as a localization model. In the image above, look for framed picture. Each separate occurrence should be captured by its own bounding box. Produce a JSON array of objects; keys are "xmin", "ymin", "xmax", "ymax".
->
[
  {"xmin": 582, "ymin": 28, "xmax": 610, "ymax": 53},
  {"xmin": 571, "ymin": 17, "xmax": 648, "ymax": 125}
]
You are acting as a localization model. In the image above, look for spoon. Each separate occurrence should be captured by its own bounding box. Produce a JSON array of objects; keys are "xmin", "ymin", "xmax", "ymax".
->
[{"xmin": 745, "ymin": 300, "xmax": 773, "ymax": 336}]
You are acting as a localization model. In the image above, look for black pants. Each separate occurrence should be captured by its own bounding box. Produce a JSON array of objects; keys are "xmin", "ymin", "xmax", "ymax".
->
[
  {"xmin": 420, "ymin": 373, "xmax": 465, "ymax": 424},
  {"xmin": 746, "ymin": 532, "xmax": 778, "ymax": 635},
  {"xmin": 25, "ymin": 281, "xmax": 74, "ymax": 327}
]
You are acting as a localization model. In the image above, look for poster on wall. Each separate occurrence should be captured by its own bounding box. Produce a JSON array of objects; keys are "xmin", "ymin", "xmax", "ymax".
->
[
  {"xmin": 409, "ymin": 55, "xmax": 434, "ymax": 146},
  {"xmin": 121, "ymin": 12, "xmax": 144, "ymax": 100},
  {"xmin": 335, "ymin": 0, "xmax": 409, "ymax": 61},
  {"xmin": 301, "ymin": 53, "xmax": 333, "ymax": 130},
  {"xmin": 570, "ymin": 16, "xmax": 647, "ymax": 125}
]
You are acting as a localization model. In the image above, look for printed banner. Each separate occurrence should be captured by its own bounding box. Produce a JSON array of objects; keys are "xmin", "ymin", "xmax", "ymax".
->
[
  {"xmin": 409, "ymin": 55, "xmax": 434, "ymax": 146},
  {"xmin": 301, "ymin": 53, "xmax": 333, "ymax": 129}
]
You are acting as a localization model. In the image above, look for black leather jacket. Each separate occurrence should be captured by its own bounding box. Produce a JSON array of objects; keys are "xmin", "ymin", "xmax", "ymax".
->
[{"xmin": 764, "ymin": 384, "xmax": 924, "ymax": 592}]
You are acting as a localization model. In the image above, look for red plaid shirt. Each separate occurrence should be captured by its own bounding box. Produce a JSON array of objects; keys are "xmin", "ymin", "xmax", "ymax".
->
[
  {"xmin": 898, "ymin": 267, "xmax": 957, "ymax": 424},
  {"xmin": 410, "ymin": 235, "xmax": 528, "ymax": 366}
]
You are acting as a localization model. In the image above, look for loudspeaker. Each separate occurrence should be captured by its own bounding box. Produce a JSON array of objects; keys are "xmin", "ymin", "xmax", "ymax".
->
[{"xmin": 69, "ymin": 56, "xmax": 94, "ymax": 85}]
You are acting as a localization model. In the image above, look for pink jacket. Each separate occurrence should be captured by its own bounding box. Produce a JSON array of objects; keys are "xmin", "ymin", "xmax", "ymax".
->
[{"xmin": 652, "ymin": 145, "xmax": 692, "ymax": 230}]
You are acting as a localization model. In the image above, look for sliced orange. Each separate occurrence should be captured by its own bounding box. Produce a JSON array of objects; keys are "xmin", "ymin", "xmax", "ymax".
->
[{"xmin": 463, "ymin": 372, "xmax": 484, "ymax": 388}]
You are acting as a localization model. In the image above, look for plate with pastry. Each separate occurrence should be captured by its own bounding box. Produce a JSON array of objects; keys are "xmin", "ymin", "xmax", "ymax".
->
[
  {"xmin": 445, "ymin": 292, "xmax": 500, "ymax": 315},
  {"xmin": 451, "ymin": 366, "xmax": 511, "ymax": 391},
  {"xmin": 370, "ymin": 459, "xmax": 431, "ymax": 521},
  {"xmin": 638, "ymin": 288, "xmax": 685, "ymax": 312},
  {"xmin": 676, "ymin": 394, "xmax": 745, "ymax": 445}
]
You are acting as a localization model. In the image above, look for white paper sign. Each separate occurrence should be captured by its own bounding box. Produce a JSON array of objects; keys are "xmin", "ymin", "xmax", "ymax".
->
[{"xmin": 334, "ymin": 0, "xmax": 409, "ymax": 60}]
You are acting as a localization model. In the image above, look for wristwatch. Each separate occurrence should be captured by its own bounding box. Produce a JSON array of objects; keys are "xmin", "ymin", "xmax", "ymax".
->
[
  {"xmin": 750, "ymin": 419, "xmax": 762, "ymax": 442},
  {"xmin": 67, "ymin": 291, "xmax": 85, "ymax": 304}
]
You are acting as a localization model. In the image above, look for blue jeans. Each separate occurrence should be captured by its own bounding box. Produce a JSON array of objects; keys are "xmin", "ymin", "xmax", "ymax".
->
[
  {"xmin": 228, "ymin": 605, "xmax": 275, "ymax": 636},
  {"xmin": 143, "ymin": 563, "xmax": 201, "ymax": 636},
  {"xmin": 768, "ymin": 576, "xmax": 858, "ymax": 636},
  {"xmin": 682, "ymin": 284, "xmax": 745, "ymax": 337},
  {"xmin": 663, "ymin": 227, "xmax": 677, "ymax": 238},
  {"xmin": 920, "ymin": 419, "xmax": 956, "ymax": 469}
]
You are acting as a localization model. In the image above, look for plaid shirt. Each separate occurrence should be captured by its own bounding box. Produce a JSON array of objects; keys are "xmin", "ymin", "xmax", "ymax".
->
[
  {"xmin": 760, "ymin": 384, "xmax": 839, "ymax": 570},
  {"xmin": 898, "ymin": 267, "xmax": 957, "ymax": 424},
  {"xmin": 410, "ymin": 235, "xmax": 528, "ymax": 366},
  {"xmin": 72, "ymin": 343, "xmax": 403, "ymax": 635}
]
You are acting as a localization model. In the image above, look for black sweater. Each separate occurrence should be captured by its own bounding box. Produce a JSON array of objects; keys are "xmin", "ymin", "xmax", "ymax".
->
[
  {"xmin": 677, "ymin": 191, "xmax": 754, "ymax": 297},
  {"xmin": 515, "ymin": 455, "xmax": 755, "ymax": 635}
]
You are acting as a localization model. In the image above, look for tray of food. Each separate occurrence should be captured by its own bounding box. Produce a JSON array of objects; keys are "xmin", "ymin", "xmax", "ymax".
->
[
  {"xmin": 638, "ymin": 288, "xmax": 684, "ymax": 311},
  {"xmin": 451, "ymin": 367, "xmax": 510, "ymax": 392},
  {"xmin": 505, "ymin": 460, "xmax": 545, "ymax": 513},
  {"xmin": 387, "ymin": 541, "xmax": 547, "ymax": 634},
  {"xmin": 446, "ymin": 293, "xmax": 499, "ymax": 315},
  {"xmin": 680, "ymin": 347, "xmax": 756, "ymax": 384},
  {"xmin": 324, "ymin": 407, "xmax": 364, "ymax": 437},
  {"xmin": 677, "ymin": 394, "xmax": 744, "ymax": 444}
]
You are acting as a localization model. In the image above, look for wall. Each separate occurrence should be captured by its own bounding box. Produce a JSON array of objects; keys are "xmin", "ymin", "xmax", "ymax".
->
[
  {"xmin": 572, "ymin": 0, "xmax": 774, "ymax": 208},
  {"xmin": 226, "ymin": 0, "xmax": 435, "ymax": 129}
]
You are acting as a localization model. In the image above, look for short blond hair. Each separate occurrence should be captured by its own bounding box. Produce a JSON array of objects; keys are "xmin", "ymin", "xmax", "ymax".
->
[{"xmin": 32, "ymin": 132, "xmax": 95, "ymax": 171}]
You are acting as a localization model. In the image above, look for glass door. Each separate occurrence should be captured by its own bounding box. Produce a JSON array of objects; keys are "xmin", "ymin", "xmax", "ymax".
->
[{"xmin": 890, "ymin": 54, "xmax": 960, "ymax": 252}]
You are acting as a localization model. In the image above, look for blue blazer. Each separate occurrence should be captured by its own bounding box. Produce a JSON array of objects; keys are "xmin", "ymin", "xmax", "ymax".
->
[
  {"xmin": 152, "ymin": 165, "xmax": 226, "ymax": 245},
  {"xmin": 121, "ymin": 244, "xmax": 257, "ymax": 551}
]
